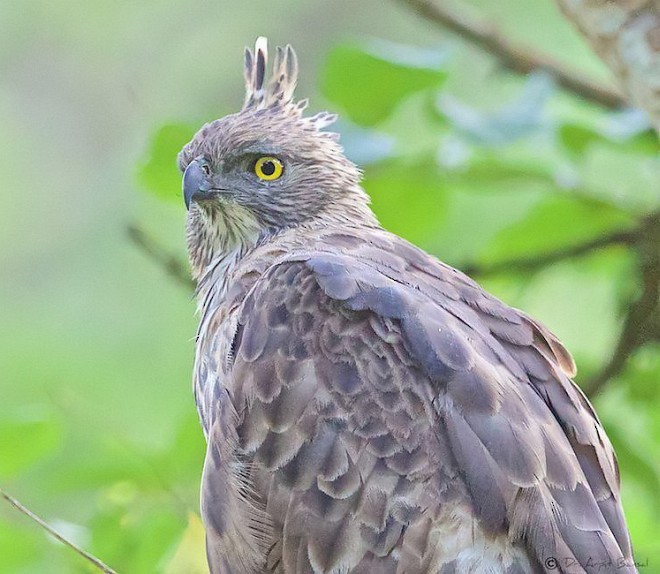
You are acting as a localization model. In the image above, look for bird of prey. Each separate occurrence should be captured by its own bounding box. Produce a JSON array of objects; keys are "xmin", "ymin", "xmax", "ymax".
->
[{"xmin": 179, "ymin": 38, "xmax": 636, "ymax": 574}]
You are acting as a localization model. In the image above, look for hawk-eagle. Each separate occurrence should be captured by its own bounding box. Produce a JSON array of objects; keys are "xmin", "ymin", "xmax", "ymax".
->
[{"xmin": 178, "ymin": 38, "xmax": 636, "ymax": 574}]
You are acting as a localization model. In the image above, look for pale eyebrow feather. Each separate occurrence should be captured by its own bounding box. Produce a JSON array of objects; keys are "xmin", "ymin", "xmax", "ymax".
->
[{"xmin": 239, "ymin": 143, "xmax": 286, "ymax": 157}]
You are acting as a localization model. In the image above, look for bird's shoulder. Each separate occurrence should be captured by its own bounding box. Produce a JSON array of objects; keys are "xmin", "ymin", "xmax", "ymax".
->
[{"xmin": 234, "ymin": 225, "xmax": 577, "ymax": 383}]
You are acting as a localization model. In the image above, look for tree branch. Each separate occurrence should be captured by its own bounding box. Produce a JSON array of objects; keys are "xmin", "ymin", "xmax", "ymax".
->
[
  {"xmin": 0, "ymin": 488, "xmax": 117, "ymax": 574},
  {"xmin": 581, "ymin": 214, "xmax": 660, "ymax": 396},
  {"xmin": 127, "ymin": 224, "xmax": 195, "ymax": 290},
  {"xmin": 462, "ymin": 227, "xmax": 638, "ymax": 277},
  {"xmin": 395, "ymin": 0, "xmax": 626, "ymax": 109},
  {"xmin": 553, "ymin": 0, "xmax": 660, "ymax": 132},
  {"xmin": 460, "ymin": 214, "xmax": 659, "ymax": 398}
]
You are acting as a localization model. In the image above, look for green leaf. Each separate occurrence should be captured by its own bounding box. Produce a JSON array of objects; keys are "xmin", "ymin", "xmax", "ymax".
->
[
  {"xmin": 321, "ymin": 42, "xmax": 447, "ymax": 126},
  {"xmin": 559, "ymin": 121, "xmax": 658, "ymax": 158},
  {"xmin": 429, "ymin": 181, "xmax": 547, "ymax": 265},
  {"xmin": 559, "ymin": 123, "xmax": 603, "ymax": 157},
  {"xmin": 0, "ymin": 520, "xmax": 41, "ymax": 572},
  {"xmin": 378, "ymin": 91, "xmax": 448, "ymax": 160},
  {"xmin": 89, "ymin": 493, "xmax": 183, "ymax": 572},
  {"xmin": 149, "ymin": 413, "xmax": 206, "ymax": 489},
  {"xmin": 437, "ymin": 72, "xmax": 555, "ymax": 145},
  {"xmin": 482, "ymin": 195, "xmax": 634, "ymax": 264},
  {"xmin": 137, "ymin": 123, "xmax": 197, "ymax": 202},
  {"xmin": 0, "ymin": 411, "xmax": 61, "ymax": 478},
  {"xmin": 580, "ymin": 146, "xmax": 660, "ymax": 214},
  {"xmin": 558, "ymin": 118, "xmax": 659, "ymax": 214},
  {"xmin": 163, "ymin": 513, "xmax": 208, "ymax": 574},
  {"xmin": 461, "ymin": 145, "xmax": 560, "ymax": 187},
  {"xmin": 363, "ymin": 160, "xmax": 448, "ymax": 249},
  {"xmin": 518, "ymin": 256, "xmax": 625, "ymax": 369},
  {"xmin": 626, "ymin": 345, "xmax": 660, "ymax": 405}
]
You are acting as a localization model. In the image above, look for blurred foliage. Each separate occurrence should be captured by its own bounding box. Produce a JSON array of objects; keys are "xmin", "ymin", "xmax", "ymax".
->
[
  {"xmin": 2, "ymin": 3, "xmax": 658, "ymax": 573},
  {"xmin": 322, "ymin": 41, "xmax": 448, "ymax": 126},
  {"xmin": 138, "ymin": 124, "xmax": 198, "ymax": 204}
]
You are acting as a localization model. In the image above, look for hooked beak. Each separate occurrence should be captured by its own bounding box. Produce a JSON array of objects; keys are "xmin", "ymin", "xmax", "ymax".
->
[{"xmin": 183, "ymin": 159, "xmax": 211, "ymax": 210}]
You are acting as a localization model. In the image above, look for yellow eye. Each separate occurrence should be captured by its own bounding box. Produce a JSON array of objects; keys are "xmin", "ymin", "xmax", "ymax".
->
[{"xmin": 254, "ymin": 156, "xmax": 283, "ymax": 181}]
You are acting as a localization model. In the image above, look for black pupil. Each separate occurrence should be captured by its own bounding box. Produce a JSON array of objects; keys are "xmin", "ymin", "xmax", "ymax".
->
[{"xmin": 261, "ymin": 160, "xmax": 276, "ymax": 176}]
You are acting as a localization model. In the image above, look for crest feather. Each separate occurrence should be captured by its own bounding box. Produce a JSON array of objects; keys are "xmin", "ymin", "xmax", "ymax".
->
[
  {"xmin": 244, "ymin": 37, "xmax": 297, "ymax": 111},
  {"xmin": 242, "ymin": 37, "xmax": 336, "ymax": 132}
]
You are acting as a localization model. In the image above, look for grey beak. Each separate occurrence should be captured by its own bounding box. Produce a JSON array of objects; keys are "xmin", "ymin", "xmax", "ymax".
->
[{"xmin": 183, "ymin": 160, "xmax": 210, "ymax": 210}]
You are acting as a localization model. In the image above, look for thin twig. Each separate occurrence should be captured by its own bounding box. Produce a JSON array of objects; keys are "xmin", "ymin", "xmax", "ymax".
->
[
  {"xmin": 581, "ymin": 214, "xmax": 660, "ymax": 396},
  {"xmin": 462, "ymin": 228, "xmax": 638, "ymax": 277},
  {"xmin": 395, "ymin": 0, "xmax": 626, "ymax": 109},
  {"xmin": 126, "ymin": 211, "xmax": 657, "ymax": 399},
  {"xmin": 127, "ymin": 224, "xmax": 195, "ymax": 290},
  {"xmin": 0, "ymin": 488, "xmax": 117, "ymax": 574}
]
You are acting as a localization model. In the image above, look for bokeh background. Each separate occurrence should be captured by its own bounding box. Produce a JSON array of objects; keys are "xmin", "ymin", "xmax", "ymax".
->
[{"xmin": 1, "ymin": 1, "xmax": 658, "ymax": 572}]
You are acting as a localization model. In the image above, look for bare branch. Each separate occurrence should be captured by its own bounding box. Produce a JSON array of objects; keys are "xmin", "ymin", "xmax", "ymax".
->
[
  {"xmin": 460, "ymin": 214, "xmax": 659, "ymax": 398},
  {"xmin": 395, "ymin": 0, "xmax": 626, "ymax": 109},
  {"xmin": 554, "ymin": 0, "xmax": 660, "ymax": 132},
  {"xmin": 0, "ymin": 488, "xmax": 117, "ymax": 574},
  {"xmin": 127, "ymin": 224, "xmax": 195, "ymax": 290},
  {"xmin": 582, "ymin": 213, "xmax": 660, "ymax": 396},
  {"xmin": 462, "ymin": 228, "xmax": 638, "ymax": 277}
]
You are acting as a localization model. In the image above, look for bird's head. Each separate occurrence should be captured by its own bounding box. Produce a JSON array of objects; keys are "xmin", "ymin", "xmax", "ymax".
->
[{"xmin": 179, "ymin": 37, "xmax": 375, "ymax": 279}]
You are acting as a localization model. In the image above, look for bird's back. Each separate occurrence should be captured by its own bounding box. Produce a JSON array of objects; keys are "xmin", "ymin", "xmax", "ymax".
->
[{"xmin": 193, "ymin": 225, "xmax": 636, "ymax": 574}]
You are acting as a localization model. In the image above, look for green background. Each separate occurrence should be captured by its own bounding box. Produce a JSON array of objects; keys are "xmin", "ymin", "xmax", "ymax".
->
[{"xmin": 0, "ymin": 0, "xmax": 657, "ymax": 572}]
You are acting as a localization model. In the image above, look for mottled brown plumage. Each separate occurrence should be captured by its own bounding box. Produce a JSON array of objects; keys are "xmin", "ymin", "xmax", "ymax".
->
[{"xmin": 179, "ymin": 38, "xmax": 636, "ymax": 573}]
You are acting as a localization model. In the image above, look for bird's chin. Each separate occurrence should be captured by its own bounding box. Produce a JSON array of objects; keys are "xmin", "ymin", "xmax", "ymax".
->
[
  {"xmin": 191, "ymin": 199, "xmax": 261, "ymax": 237},
  {"xmin": 195, "ymin": 190, "xmax": 234, "ymax": 205},
  {"xmin": 188, "ymin": 195, "xmax": 237, "ymax": 218}
]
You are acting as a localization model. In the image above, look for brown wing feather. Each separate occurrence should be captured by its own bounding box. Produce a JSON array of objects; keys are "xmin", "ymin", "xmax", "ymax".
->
[
  {"xmin": 228, "ymin": 261, "xmax": 464, "ymax": 572},
  {"xmin": 198, "ymin": 227, "xmax": 635, "ymax": 573}
]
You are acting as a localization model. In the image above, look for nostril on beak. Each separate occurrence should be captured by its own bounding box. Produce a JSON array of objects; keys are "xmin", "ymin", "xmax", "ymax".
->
[{"xmin": 183, "ymin": 160, "xmax": 210, "ymax": 210}]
